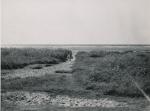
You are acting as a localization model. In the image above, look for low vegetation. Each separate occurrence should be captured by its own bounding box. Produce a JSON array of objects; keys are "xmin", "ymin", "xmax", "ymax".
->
[
  {"xmin": 1, "ymin": 48, "xmax": 72, "ymax": 69},
  {"xmin": 72, "ymin": 50, "xmax": 150, "ymax": 97},
  {"xmin": 2, "ymin": 75, "xmax": 69, "ymax": 91},
  {"xmin": 1, "ymin": 74, "xmax": 90, "ymax": 97},
  {"xmin": 1, "ymin": 47, "xmax": 150, "ymax": 111}
]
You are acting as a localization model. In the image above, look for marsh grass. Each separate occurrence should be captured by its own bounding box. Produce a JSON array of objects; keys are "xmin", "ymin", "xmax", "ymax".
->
[
  {"xmin": 2, "ymin": 75, "xmax": 69, "ymax": 91},
  {"xmin": 72, "ymin": 49, "xmax": 150, "ymax": 97},
  {"xmin": 1, "ymin": 74, "xmax": 93, "ymax": 98},
  {"xmin": 1, "ymin": 48, "xmax": 72, "ymax": 69}
]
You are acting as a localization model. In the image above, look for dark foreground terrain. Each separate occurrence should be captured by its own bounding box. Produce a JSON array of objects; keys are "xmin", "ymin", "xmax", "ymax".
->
[{"xmin": 1, "ymin": 47, "xmax": 150, "ymax": 111}]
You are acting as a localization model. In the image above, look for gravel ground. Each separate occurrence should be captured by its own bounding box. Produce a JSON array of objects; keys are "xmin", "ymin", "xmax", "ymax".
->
[{"xmin": 2, "ymin": 91, "xmax": 128, "ymax": 108}]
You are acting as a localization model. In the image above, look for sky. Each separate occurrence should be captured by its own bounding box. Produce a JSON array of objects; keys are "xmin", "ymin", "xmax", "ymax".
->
[{"xmin": 2, "ymin": 0, "xmax": 150, "ymax": 44}]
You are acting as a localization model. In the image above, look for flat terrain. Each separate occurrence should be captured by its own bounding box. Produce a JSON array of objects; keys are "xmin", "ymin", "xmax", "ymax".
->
[{"xmin": 1, "ymin": 47, "xmax": 150, "ymax": 111}]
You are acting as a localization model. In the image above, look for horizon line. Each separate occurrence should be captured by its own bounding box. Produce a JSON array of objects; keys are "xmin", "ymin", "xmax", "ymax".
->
[{"xmin": 1, "ymin": 43, "xmax": 150, "ymax": 47}]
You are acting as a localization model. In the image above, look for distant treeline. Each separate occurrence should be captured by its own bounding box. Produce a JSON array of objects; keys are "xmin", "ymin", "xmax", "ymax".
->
[
  {"xmin": 72, "ymin": 49, "xmax": 150, "ymax": 97},
  {"xmin": 1, "ymin": 48, "xmax": 72, "ymax": 69}
]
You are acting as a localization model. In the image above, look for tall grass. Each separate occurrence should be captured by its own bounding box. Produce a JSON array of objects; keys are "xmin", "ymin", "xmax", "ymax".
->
[
  {"xmin": 1, "ymin": 48, "xmax": 72, "ymax": 69},
  {"xmin": 72, "ymin": 49, "xmax": 150, "ymax": 97}
]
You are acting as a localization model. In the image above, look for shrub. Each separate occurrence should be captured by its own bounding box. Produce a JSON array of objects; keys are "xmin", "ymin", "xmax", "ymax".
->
[{"xmin": 73, "ymin": 49, "xmax": 150, "ymax": 96}]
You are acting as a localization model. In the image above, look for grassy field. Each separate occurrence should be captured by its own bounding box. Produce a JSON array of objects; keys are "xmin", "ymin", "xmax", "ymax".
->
[
  {"xmin": 1, "ymin": 47, "xmax": 150, "ymax": 111},
  {"xmin": 1, "ymin": 74, "xmax": 85, "ymax": 96},
  {"xmin": 1, "ymin": 48, "xmax": 72, "ymax": 69},
  {"xmin": 72, "ymin": 49, "xmax": 150, "ymax": 97}
]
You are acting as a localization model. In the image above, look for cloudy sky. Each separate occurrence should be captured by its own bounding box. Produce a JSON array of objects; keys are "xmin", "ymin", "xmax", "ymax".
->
[{"xmin": 2, "ymin": 0, "xmax": 150, "ymax": 44}]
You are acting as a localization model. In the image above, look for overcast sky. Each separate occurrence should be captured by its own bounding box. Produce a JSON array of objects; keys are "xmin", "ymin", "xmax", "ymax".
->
[{"xmin": 2, "ymin": 0, "xmax": 150, "ymax": 44}]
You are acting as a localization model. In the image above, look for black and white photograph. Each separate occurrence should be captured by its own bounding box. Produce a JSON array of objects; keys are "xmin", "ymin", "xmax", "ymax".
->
[{"xmin": 1, "ymin": 0, "xmax": 150, "ymax": 111}]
